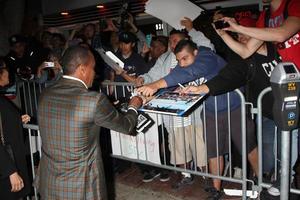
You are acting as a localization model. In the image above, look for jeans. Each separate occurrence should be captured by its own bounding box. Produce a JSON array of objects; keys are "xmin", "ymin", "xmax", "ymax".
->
[{"xmin": 262, "ymin": 117, "xmax": 298, "ymax": 176}]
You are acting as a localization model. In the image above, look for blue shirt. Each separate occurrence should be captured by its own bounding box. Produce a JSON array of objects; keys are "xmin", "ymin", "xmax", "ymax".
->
[{"xmin": 163, "ymin": 47, "xmax": 240, "ymax": 113}]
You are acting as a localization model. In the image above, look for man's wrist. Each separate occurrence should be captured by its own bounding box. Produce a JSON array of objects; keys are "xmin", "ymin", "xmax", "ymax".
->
[
  {"xmin": 128, "ymin": 106, "xmax": 138, "ymax": 114},
  {"xmin": 120, "ymin": 70, "xmax": 126, "ymax": 76},
  {"xmin": 201, "ymin": 84, "xmax": 210, "ymax": 94}
]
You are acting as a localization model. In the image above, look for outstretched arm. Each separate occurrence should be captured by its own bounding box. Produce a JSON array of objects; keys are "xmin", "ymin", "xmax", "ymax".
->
[
  {"xmin": 218, "ymin": 30, "xmax": 264, "ymax": 58},
  {"xmin": 223, "ymin": 16, "xmax": 300, "ymax": 43},
  {"xmin": 181, "ymin": 17, "xmax": 215, "ymax": 51},
  {"xmin": 136, "ymin": 78, "xmax": 167, "ymax": 97}
]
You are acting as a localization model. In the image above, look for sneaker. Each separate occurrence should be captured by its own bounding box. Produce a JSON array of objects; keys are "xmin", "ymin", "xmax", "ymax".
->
[
  {"xmin": 206, "ymin": 188, "xmax": 224, "ymax": 200},
  {"xmin": 206, "ymin": 190, "xmax": 224, "ymax": 200},
  {"xmin": 171, "ymin": 176, "xmax": 194, "ymax": 190},
  {"xmin": 159, "ymin": 171, "xmax": 170, "ymax": 182},
  {"xmin": 267, "ymin": 179, "xmax": 280, "ymax": 196},
  {"xmin": 142, "ymin": 170, "xmax": 160, "ymax": 183}
]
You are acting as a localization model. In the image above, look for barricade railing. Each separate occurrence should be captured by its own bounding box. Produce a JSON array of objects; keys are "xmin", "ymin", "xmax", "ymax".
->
[
  {"xmin": 22, "ymin": 80, "xmax": 255, "ymax": 200},
  {"xmin": 19, "ymin": 80, "xmax": 300, "ymax": 199},
  {"xmin": 102, "ymin": 82, "xmax": 253, "ymax": 199},
  {"xmin": 16, "ymin": 80, "xmax": 47, "ymax": 120},
  {"xmin": 23, "ymin": 123, "xmax": 41, "ymax": 200},
  {"xmin": 257, "ymin": 87, "xmax": 300, "ymax": 195}
]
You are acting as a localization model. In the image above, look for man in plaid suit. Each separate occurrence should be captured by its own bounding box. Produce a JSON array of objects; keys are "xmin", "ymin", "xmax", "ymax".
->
[{"xmin": 35, "ymin": 46, "xmax": 143, "ymax": 199}]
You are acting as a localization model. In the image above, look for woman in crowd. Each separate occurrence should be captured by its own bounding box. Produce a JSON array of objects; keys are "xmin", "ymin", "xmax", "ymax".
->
[{"xmin": 0, "ymin": 58, "xmax": 31, "ymax": 200}]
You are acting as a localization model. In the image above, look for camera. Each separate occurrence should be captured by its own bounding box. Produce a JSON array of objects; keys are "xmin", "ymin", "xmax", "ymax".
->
[
  {"xmin": 120, "ymin": 10, "xmax": 130, "ymax": 29},
  {"xmin": 214, "ymin": 20, "xmax": 230, "ymax": 29},
  {"xmin": 44, "ymin": 62, "xmax": 55, "ymax": 68},
  {"xmin": 114, "ymin": 3, "xmax": 130, "ymax": 31}
]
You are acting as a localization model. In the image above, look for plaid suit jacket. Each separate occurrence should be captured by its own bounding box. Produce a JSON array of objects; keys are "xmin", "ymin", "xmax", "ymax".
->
[{"xmin": 35, "ymin": 78, "xmax": 138, "ymax": 200}]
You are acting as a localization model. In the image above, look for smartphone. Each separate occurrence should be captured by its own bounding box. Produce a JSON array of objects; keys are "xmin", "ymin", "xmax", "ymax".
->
[
  {"xmin": 214, "ymin": 20, "xmax": 230, "ymax": 29},
  {"xmin": 44, "ymin": 62, "xmax": 55, "ymax": 68},
  {"xmin": 145, "ymin": 34, "xmax": 152, "ymax": 47}
]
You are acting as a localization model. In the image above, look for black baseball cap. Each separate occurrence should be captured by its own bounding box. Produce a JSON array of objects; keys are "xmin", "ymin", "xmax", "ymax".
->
[
  {"xmin": 9, "ymin": 34, "xmax": 26, "ymax": 46},
  {"xmin": 119, "ymin": 31, "xmax": 136, "ymax": 43}
]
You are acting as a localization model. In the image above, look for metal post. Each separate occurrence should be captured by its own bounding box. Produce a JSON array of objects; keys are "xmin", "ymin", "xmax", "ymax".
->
[
  {"xmin": 257, "ymin": 87, "xmax": 272, "ymax": 193},
  {"xmin": 280, "ymin": 130, "xmax": 291, "ymax": 200}
]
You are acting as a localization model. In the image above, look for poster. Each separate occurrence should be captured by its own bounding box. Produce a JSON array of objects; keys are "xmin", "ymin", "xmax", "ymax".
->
[{"xmin": 110, "ymin": 113, "xmax": 162, "ymax": 164}]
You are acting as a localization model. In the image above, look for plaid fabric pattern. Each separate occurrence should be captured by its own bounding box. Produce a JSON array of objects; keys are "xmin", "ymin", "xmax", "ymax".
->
[{"xmin": 35, "ymin": 78, "xmax": 137, "ymax": 200}]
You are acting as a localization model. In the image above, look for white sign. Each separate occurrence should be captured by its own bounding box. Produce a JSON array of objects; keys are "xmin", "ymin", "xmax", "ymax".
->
[
  {"xmin": 111, "ymin": 113, "xmax": 162, "ymax": 164},
  {"xmin": 145, "ymin": 0, "xmax": 203, "ymax": 30}
]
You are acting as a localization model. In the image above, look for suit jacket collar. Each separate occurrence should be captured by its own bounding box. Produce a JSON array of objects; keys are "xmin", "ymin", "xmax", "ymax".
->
[
  {"xmin": 62, "ymin": 75, "xmax": 88, "ymax": 89},
  {"xmin": 55, "ymin": 77, "xmax": 88, "ymax": 91}
]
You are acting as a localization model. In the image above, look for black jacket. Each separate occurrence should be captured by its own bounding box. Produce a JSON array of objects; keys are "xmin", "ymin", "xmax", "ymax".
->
[
  {"xmin": 0, "ymin": 97, "xmax": 30, "ymax": 199},
  {"xmin": 206, "ymin": 43, "xmax": 280, "ymax": 119}
]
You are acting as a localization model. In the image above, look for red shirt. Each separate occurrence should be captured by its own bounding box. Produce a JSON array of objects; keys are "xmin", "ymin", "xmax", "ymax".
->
[{"xmin": 256, "ymin": 0, "xmax": 300, "ymax": 69}]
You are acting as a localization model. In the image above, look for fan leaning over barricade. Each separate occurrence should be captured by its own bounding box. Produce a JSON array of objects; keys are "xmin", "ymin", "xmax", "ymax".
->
[
  {"xmin": 137, "ymin": 40, "xmax": 259, "ymax": 199},
  {"xmin": 131, "ymin": 17, "xmax": 215, "ymax": 191}
]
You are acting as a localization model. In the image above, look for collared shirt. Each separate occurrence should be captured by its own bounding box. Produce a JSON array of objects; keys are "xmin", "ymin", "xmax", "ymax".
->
[{"xmin": 62, "ymin": 75, "xmax": 88, "ymax": 89}]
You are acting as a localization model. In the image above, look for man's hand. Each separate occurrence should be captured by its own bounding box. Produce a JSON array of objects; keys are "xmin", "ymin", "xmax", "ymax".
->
[
  {"xmin": 53, "ymin": 60, "xmax": 62, "ymax": 71},
  {"xmin": 179, "ymin": 84, "xmax": 209, "ymax": 95},
  {"xmin": 134, "ymin": 77, "xmax": 144, "ymax": 87},
  {"xmin": 136, "ymin": 84, "xmax": 158, "ymax": 97},
  {"xmin": 9, "ymin": 172, "xmax": 24, "ymax": 192},
  {"xmin": 127, "ymin": 13, "xmax": 139, "ymax": 33},
  {"xmin": 114, "ymin": 65, "xmax": 125, "ymax": 75},
  {"xmin": 21, "ymin": 114, "xmax": 31, "ymax": 124},
  {"xmin": 128, "ymin": 96, "xmax": 143, "ymax": 110},
  {"xmin": 180, "ymin": 17, "xmax": 193, "ymax": 32},
  {"xmin": 141, "ymin": 42, "xmax": 150, "ymax": 56}
]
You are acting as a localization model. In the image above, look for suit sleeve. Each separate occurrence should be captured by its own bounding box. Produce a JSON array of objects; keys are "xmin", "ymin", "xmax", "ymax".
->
[
  {"xmin": 0, "ymin": 144, "xmax": 17, "ymax": 178},
  {"xmin": 206, "ymin": 59, "xmax": 249, "ymax": 96},
  {"xmin": 94, "ymin": 94, "xmax": 138, "ymax": 134}
]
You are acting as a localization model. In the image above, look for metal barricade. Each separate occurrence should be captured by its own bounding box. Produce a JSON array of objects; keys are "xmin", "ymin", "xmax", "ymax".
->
[
  {"xmin": 100, "ymin": 81, "xmax": 251, "ymax": 199},
  {"xmin": 22, "ymin": 81, "xmax": 254, "ymax": 199},
  {"xmin": 257, "ymin": 87, "xmax": 300, "ymax": 195},
  {"xmin": 16, "ymin": 80, "xmax": 46, "ymax": 120},
  {"xmin": 23, "ymin": 124, "xmax": 41, "ymax": 200}
]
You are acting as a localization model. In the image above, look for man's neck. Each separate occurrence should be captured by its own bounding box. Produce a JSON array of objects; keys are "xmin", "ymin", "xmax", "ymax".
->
[
  {"xmin": 122, "ymin": 52, "xmax": 132, "ymax": 59},
  {"xmin": 62, "ymin": 75, "xmax": 88, "ymax": 89},
  {"xmin": 270, "ymin": 0, "xmax": 282, "ymax": 13}
]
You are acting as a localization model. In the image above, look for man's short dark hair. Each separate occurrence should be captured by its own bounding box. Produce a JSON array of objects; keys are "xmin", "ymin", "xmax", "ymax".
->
[
  {"xmin": 174, "ymin": 40, "xmax": 197, "ymax": 55},
  {"xmin": 151, "ymin": 36, "xmax": 168, "ymax": 49},
  {"xmin": 169, "ymin": 29, "xmax": 190, "ymax": 40},
  {"xmin": 61, "ymin": 46, "xmax": 90, "ymax": 75}
]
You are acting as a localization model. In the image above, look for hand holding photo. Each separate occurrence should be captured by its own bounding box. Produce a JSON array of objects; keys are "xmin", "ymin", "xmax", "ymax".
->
[
  {"xmin": 139, "ymin": 91, "xmax": 204, "ymax": 116},
  {"xmin": 97, "ymin": 48, "xmax": 124, "ymax": 71}
]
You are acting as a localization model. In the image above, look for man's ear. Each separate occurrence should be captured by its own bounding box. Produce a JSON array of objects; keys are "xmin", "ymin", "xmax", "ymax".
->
[
  {"xmin": 193, "ymin": 49, "xmax": 198, "ymax": 56},
  {"xmin": 79, "ymin": 64, "xmax": 86, "ymax": 76}
]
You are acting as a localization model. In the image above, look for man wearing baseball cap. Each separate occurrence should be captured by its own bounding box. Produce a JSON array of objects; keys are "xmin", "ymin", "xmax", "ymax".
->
[{"xmin": 111, "ymin": 31, "xmax": 150, "ymax": 98}]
